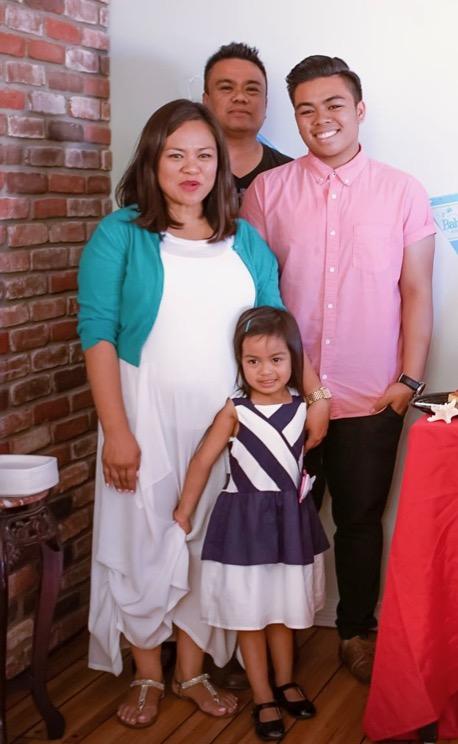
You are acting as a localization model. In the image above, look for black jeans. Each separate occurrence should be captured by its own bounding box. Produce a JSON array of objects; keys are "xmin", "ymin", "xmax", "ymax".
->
[{"xmin": 305, "ymin": 407, "xmax": 404, "ymax": 639}]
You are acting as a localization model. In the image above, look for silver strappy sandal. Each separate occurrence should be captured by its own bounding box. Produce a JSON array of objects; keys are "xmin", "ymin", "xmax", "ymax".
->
[
  {"xmin": 117, "ymin": 678, "xmax": 165, "ymax": 729},
  {"xmin": 172, "ymin": 672, "xmax": 236, "ymax": 718}
]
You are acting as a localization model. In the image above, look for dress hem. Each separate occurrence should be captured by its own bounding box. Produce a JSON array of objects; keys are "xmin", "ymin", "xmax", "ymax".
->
[
  {"xmin": 88, "ymin": 661, "xmax": 120, "ymax": 674},
  {"xmin": 201, "ymin": 617, "xmax": 320, "ymax": 631}
]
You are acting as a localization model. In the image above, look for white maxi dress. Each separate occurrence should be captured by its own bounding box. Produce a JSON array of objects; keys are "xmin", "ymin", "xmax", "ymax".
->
[{"xmin": 88, "ymin": 233, "xmax": 255, "ymax": 675}]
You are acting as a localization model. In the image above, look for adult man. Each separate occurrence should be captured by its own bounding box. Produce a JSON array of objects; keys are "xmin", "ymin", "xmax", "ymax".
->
[
  {"xmin": 203, "ymin": 42, "xmax": 292, "ymax": 197},
  {"xmin": 241, "ymin": 55, "xmax": 435, "ymax": 684}
]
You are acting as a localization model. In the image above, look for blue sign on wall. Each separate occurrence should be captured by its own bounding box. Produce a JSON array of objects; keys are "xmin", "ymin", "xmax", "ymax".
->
[{"xmin": 431, "ymin": 193, "xmax": 458, "ymax": 255}]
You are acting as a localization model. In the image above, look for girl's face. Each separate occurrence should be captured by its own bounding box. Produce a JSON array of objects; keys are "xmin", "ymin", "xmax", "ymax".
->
[
  {"xmin": 241, "ymin": 334, "xmax": 292, "ymax": 401},
  {"xmin": 157, "ymin": 120, "xmax": 218, "ymax": 213}
]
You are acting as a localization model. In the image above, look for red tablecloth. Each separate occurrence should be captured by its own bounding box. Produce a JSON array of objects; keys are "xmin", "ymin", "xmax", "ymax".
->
[{"xmin": 364, "ymin": 416, "xmax": 458, "ymax": 742}]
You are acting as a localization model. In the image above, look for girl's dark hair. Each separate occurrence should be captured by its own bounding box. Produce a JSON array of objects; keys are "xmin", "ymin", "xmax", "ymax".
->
[
  {"xmin": 234, "ymin": 307, "xmax": 304, "ymax": 397},
  {"xmin": 115, "ymin": 99, "xmax": 237, "ymax": 242},
  {"xmin": 286, "ymin": 55, "xmax": 363, "ymax": 105}
]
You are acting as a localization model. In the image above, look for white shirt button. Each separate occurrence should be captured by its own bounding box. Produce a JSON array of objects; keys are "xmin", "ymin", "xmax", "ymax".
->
[
  {"xmin": 325, "ymin": 339, "xmax": 331, "ymax": 345},
  {"xmin": 331, "ymin": 193, "xmax": 337, "ymax": 199},
  {"xmin": 329, "ymin": 266, "xmax": 335, "ymax": 272},
  {"xmin": 344, "ymin": 179, "xmax": 350, "ymax": 185},
  {"xmin": 330, "ymin": 229, "xmax": 336, "ymax": 236},
  {"xmin": 327, "ymin": 303, "xmax": 334, "ymax": 309},
  {"xmin": 322, "ymin": 374, "xmax": 328, "ymax": 380}
]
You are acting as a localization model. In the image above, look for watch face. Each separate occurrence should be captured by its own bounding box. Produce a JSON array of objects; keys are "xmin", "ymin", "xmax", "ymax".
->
[{"xmin": 399, "ymin": 374, "xmax": 424, "ymax": 394}]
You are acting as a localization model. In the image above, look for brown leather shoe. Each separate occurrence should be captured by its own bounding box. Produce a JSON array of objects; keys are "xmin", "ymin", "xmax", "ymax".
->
[
  {"xmin": 418, "ymin": 721, "xmax": 438, "ymax": 743},
  {"xmin": 339, "ymin": 636, "xmax": 375, "ymax": 684}
]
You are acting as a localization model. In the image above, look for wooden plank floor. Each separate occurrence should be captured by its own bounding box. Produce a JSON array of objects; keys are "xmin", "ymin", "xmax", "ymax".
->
[{"xmin": 6, "ymin": 627, "xmax": 457, "ymax": 744}]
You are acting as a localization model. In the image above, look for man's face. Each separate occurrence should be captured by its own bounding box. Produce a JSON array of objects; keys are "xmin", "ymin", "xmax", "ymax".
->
[
  {"xmin": 203, "ymin": 58, "xmax": 267, "ymax": 137},
  {"xmin": 293, "ymin": 75, "xmax": 365, "ymax": 168}
]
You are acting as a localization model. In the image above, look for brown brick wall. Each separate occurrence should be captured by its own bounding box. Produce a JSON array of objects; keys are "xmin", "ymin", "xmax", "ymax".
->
[{"xmin": 0, "ymin": 0, "xmax": 110, "ymax": 678}]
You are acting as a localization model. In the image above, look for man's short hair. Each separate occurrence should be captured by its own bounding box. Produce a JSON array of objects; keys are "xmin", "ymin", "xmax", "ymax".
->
[
  {"xmin": 286, "ymin": 55, "xmax": 363, "ymax": 104},
  {"xmin": 204, "ymin": 42, "xmax": 267, "ymax": 92}
]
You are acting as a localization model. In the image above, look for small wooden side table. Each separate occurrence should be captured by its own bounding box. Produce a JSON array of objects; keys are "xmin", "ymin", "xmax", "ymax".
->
[{"xmin": 0, "ymin": 490, "xmax": 65, "ymax": 743}]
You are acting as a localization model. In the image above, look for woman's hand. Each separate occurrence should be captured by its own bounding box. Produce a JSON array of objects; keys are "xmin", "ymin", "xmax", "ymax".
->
[
  {"xmin": 85, "ymin": 342, "xmax": 141, "ymax": 493},
  {"xmin": 173, "ymin": 507, "xmax": 192, "ymax": 535},
  {"xmin": 102, "ymin": 428, "xmax": 141, "ymax": 492},
  {"xmin": 305, "ymin": 398, "xmax": 330, "ymax": 452}
]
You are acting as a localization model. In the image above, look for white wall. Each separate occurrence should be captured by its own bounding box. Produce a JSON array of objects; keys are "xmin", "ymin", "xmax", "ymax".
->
[{"xmin": 109, "ymin": 0, "xmax": 458, "ymax": 625}]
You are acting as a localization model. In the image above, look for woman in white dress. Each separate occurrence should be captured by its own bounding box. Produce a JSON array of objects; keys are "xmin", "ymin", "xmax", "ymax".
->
[{"xmin": 77, "ymin": 99, "xmax": 295, "ymax": 728}]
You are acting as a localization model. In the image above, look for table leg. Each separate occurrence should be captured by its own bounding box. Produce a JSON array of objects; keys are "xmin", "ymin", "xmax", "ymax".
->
[
  {"xmin": 30, "ymin": 537, "xmax": 65, "ymax": 739},
  {"xmin": 0, "ymin": 531, "xmax": 9, "ymax": 744}
]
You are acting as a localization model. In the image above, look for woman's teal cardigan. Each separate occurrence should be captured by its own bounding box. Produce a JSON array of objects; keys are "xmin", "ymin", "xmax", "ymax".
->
[{"xmin": 77, "ymin": 207, "xmax": 284, "ymax": 366}]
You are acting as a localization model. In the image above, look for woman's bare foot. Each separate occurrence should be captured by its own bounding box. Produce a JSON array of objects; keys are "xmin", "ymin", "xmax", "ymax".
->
[
  {"xmin": 117, "ymin": 678, "xmax": 164, "ymax": 728},
  {"xmin": 173, "ymin": 673, "xmax": 238, "ymax": 717}
]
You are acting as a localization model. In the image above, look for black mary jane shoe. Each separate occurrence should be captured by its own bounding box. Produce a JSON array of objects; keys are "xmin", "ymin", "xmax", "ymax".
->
[
  {"xmin": 273, "ymin": 682, "xmax": 316, "ymax": 719},
  {"xmin": 252, "ymin": 702, "xmax": 285, "ymax": 742}
]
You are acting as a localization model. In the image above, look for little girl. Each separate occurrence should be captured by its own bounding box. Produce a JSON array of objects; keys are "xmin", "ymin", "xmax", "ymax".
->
[{"xmin": 174, "ymin": 307, "xmax": 329, "ymax": 742}]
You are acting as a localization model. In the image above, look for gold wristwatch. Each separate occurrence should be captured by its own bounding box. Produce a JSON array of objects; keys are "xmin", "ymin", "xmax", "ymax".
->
[{"xmin": 305, "ymin": 386, "xmax": 332, "ymax": 406}]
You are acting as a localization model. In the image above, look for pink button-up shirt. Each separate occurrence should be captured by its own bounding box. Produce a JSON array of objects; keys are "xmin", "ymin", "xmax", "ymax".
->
[{"xmin": 241, "ymin": 149, "xmax": 435, "ymax": 419}]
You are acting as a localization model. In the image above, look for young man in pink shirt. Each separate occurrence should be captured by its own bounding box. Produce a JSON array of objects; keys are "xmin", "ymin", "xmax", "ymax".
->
[{"xmin": 241, "ymin": 55, "xmax": 435, "ymax": 684}]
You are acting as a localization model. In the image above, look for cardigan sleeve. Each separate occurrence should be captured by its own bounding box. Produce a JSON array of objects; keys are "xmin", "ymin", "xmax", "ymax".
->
[
  {"xmin": 77, "ymin": 215, "xmax": 129, "ymax": 351},
  {"xmin": 237, "ymin": 219, "xmax": 285, "ymax": 309}
]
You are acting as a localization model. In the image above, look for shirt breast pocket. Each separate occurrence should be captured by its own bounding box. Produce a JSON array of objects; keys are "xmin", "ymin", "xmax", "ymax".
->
[{"xmin": 352, "ymin": 223, "xmax": 394, "ymax": 273}]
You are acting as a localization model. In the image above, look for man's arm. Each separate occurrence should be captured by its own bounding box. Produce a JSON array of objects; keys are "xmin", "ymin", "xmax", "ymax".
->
[{"xmin": 374, "ymin": 235, "xmax": 435, "ymax": 414}]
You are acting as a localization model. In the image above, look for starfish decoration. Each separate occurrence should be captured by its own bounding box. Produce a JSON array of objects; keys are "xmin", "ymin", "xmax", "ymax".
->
[{"xmin": 427, "ymin": 400, "xmax": 458, "ymax": 424}]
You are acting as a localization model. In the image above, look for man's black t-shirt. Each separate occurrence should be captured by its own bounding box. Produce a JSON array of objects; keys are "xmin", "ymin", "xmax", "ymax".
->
[{"xmin": 234, "ymin": 144, "xmax": 292, "ymax": 201}]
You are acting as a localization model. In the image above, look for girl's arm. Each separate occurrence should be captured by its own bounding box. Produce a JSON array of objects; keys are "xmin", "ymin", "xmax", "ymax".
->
[
  {"xmin": 85, "ymin": 340, "xmax": 141, "ymax": 492},
  {"xmin": 174, "ymin": 400, "xmax": 237, "ymax": 534}
]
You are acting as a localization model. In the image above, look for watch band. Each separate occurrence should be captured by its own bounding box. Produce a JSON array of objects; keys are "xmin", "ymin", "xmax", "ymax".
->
[
  {"xmin": 397, "ymin": 373, "xmax": 425, "ymax": 396},
  {"xmin": 305, "ymin": 386, "xmax": 332, "ymax": 406}
]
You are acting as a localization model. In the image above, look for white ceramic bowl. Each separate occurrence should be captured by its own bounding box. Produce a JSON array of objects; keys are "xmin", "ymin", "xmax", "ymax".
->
[{"xmin": 0, "ymin": 455, "xmax": 59, "ymax": 497}]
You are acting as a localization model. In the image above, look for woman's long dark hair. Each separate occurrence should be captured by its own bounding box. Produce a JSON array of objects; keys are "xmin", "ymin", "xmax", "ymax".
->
[
  {"xmin": 116, "ymin": 99, "xmax": 238, "ymax": 242},
  {"xmin": 233, "ymin": 307, "xmax": 305, "ymax": 397}
]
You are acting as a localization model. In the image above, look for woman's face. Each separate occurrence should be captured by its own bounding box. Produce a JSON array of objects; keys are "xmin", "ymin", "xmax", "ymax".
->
[{"xmin": 157, "ymin": 120, "xmax": 218, "ymax": 213}]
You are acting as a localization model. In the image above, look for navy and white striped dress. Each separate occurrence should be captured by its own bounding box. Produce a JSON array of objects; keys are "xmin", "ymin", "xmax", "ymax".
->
[{"xmin": 201, "ymin": 394, "xmax": 329, "ymax": 632}]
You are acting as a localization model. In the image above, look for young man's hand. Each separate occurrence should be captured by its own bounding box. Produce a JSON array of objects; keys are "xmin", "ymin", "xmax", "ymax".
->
[{"xmin": 372, "ymin": 382, "xmax": 413, "ymax": 417}]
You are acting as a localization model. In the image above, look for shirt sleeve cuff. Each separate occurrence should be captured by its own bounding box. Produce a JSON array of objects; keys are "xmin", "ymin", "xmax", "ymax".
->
[{"xmin": 404, "ymin": 223, "xmax": 436, "ymax": 247}]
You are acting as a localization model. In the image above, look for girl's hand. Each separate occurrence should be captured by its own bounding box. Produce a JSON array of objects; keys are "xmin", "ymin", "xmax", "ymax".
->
[
  {"xmin": 305, "ymin": 398, "xmax": 330, "ymax": 451},
  {"xmin": 102, "ymin": 429, "xmax": 141, "ymax": 492},
  {"xmin": 173, "ymin": 507, "xmax": 192, "ymax": 535}
]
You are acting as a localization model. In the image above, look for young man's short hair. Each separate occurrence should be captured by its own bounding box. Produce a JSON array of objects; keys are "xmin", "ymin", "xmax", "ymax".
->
[
  {"xmin": 286, "ymin": 55, "xmax": 363, "ymax": 104},
  {"xmin": 204, "ymin": 42, "xmax": 267, "ymax": 92}
]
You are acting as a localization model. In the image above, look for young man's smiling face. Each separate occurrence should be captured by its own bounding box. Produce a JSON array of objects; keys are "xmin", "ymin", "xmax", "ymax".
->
[
  {"xmin": 203, "ymin": 58, "xmax": 267, "ymax": 138},
  {"xmin": 293, "ymin": 74, "xmax": 365, "ymax": 169}
]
